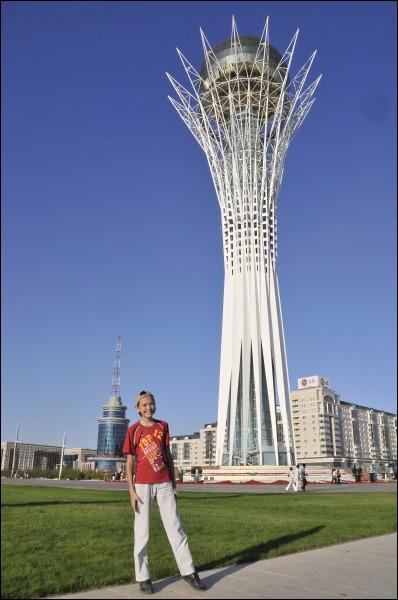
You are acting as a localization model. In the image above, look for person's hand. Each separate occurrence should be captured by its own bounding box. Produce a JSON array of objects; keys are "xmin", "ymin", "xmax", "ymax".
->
[
  {"xmin": 172, "ymin": 483, "xmax": 178, "ymax": 496},
  {"xmin": 130, "ymin": 490, "xmax": 141, "ymax": 512}
]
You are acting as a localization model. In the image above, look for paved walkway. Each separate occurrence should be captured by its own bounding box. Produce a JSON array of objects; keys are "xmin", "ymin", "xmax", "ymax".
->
[
  {"xmin": 47, "ymin": 533, "xmax": 397, "ymax": 599},
  {"xmin": 3, "ymin": 477, "xmax": 397, "ymax": 494}
]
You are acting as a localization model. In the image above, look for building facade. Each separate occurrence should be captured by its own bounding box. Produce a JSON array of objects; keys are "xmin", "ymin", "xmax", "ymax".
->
[
  {"xmin": 170, "ymin": 423, "xmax": 217, "ymax": 470},
  {"xmin": 1, "ymin": 442, "xmax": 96, "ymax": 472},
  {"xmin": 339, "ymin": 401, "xmax": 397, "ymax": 472},
  {"xmin": 167, "ymin": 379, "xmax": 396, "ymax": 478},
  {"xmin": 168, "ymin": 19, "xmax": 320, "ymax": 466},
  {"xmin": 90, "ymin": 336, "xmax": 130, "ymax": 471},
  {"xmin": 169, "ymin": 415, "xmax": 287, "ymax": 472},
  {"xmin": 93, "ymin": 394, "xmax": 129, "ymax": 471},
  {"xmin": 63, "ymin": 448, "xmax": 97, "ymax": 470},
  {"xmin": 290, "ymin": 376, "xmax": 397, "ymax": 476}
]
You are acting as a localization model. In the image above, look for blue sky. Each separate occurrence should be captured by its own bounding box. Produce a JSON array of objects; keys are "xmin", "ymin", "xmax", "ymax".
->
[{"xmin": 2, "ymin": 1, "xmax": 396, "ymax": 448}]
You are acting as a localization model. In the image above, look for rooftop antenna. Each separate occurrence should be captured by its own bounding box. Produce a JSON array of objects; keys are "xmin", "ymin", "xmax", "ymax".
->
[{"xmin": 111, "ymin": 335, "xmax": 122, "ymax": 397}]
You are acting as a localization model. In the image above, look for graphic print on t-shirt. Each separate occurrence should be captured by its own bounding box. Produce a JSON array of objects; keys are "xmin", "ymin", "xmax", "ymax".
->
[{"xmin": 139, "ymin": 429, "xmax": 166, "ymax": 473}]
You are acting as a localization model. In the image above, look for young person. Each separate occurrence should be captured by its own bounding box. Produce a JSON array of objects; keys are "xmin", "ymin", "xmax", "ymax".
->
[{"xmin": 123, "ymin": 390, "xmax": 206, "ymax": 594}]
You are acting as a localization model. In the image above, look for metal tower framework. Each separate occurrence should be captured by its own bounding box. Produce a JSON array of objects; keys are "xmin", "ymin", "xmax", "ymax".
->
[
  {"xmin": 168, "ymin": 18, "xmax": 321, "ymax": 466},
  {"xmin": 111, "ymin": 334, "xmax": 122, "ymax": 397}
]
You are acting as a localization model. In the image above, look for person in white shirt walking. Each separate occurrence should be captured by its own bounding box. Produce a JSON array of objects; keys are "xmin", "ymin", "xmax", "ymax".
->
[{"xmin": 285, "ymin": 466, "xmax": 297, "ymax": 492}]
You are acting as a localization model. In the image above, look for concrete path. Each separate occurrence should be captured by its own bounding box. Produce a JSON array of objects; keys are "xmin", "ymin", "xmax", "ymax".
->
[{"xmin": 47, "ymin": 533, "xmax": 397, "ymax": 599}]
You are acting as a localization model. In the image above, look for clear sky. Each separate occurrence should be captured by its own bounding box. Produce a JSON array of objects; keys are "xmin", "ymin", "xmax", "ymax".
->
[{"xmin": 2, "ymin": 1, "xmax": 396, "ymax": 448}]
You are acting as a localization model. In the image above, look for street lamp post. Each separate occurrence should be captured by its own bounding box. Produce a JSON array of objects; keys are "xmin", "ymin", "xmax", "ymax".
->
[
  {"xmin": 58, "ymin": 431, "xmax": 66, "ymax": 480},
  {"xmin": 10, "ymin": 425, "xmax": 19, "ymax": 478}
]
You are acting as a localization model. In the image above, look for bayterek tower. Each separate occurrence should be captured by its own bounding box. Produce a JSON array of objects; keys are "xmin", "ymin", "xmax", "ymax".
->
[{"xmin": 168, "ymin": 18, "xmax": 320, "ymax": 466}]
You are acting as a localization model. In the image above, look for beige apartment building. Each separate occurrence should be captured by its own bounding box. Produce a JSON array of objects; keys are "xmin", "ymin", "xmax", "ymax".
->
[
  {"xmin": 170, "ymin": 422, "xmax": 217, "ymax": 470},
  {"xmin": 1, "ymin": 442, "xmax": 96, "ymax": 472},
  {"xmin": 290, "ymin": 376, "xmax": 397, "ymax": 476}
]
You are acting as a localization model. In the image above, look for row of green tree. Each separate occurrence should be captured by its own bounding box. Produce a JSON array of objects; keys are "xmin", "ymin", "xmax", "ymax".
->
[{"xmin": 1, "ymin": 468, "xmax": 112, "ymax": 480}]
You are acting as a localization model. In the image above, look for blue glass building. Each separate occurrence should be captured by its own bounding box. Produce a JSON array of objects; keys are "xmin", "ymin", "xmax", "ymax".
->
[
  {"xmin": 95, "ymin": 394, "xmax": 129, "ymax": 471},
  {"xmin": 92, "ymin": 336, "xmax": 130, "ymax": 472}
]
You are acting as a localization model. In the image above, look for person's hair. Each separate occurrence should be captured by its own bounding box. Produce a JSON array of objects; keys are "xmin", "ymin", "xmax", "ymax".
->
[
  {"xmin": 296, "ymin": 464, "xmax": 299, "ymax": 468},
  {"xmin": 289, "ymin": 466, "xmax": 293, "ymax": 470},
  {"xmin": 302, "ymin": 463, "xmax": 306, "ymax": 467}
]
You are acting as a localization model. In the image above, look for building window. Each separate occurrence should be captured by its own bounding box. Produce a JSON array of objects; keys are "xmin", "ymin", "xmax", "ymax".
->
[{"xmin": 183, "ymin": 443, "xmax": 190, "ymax": 461}]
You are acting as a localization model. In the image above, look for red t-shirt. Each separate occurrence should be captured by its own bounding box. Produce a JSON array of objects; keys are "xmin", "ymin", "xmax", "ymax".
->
[{"xmin": 122, "ymin": 419, "xmax": 171, "ymax": 484}]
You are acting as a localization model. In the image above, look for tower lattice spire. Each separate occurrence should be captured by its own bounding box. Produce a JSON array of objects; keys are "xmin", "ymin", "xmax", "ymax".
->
[{"xmin": 111, "ymin": 335, "xmax": 122, "ymax": 397}]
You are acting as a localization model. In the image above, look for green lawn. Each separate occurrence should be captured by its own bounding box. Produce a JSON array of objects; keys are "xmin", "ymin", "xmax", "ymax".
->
[{"xmin": 1, "ymin": 485, "xmax": 396, "ymax": 599}]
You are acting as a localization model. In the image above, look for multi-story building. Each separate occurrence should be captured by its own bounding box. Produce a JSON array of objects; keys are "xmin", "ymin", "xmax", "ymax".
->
[
  {"xmin": 290, "ymin": 376, "xmax": 342, "ymax": 465},
  {"xmin": 89, "ymin": 336, "xmax": 130, "ymax": 472},
  {"xmin": 93, "ymin": 393, "xmax": 129, "ymax": 471},
  {"xmin": 170, "ymin": 422, "xmax": 217, "ymax": 470},
  {"xmin": 339, "ymin": 402, "xmax": 397, "ymax": 471},
  {"xmin": 170, "ymin": 412, "xmax": 296, "ymax": 472},
  {"xmin": 62, "ymin": 448, "xmax": 97, "ymax": 470},
  {"xmin": 290, "ymin": 376, "xmax": 397, "ymax": 476},
  {"xmin": 201, "ymin": 422, "xmax": 217, "ymax": 466},
  {"xmin": 0, "ymin": 442, "xmax": 96, "ymax": 472}
]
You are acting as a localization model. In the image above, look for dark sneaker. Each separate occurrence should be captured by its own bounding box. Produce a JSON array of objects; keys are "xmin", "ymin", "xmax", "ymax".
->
[
  {"xmin": 183, "ymin": 571, "xmax": 206, "ymax": 591},
  {"xmin": 139, "ymin": 579, "xmax": 153, "ymax": 594}
]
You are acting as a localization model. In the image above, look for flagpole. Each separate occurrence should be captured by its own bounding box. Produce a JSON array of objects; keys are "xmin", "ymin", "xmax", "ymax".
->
[
  {"xmin": 58, "ymin": 431, "xmax": 66, "ymax": 480},
  {"xmin": 10, "ymin": 425, "xmax": 20, "ymax": 478}
]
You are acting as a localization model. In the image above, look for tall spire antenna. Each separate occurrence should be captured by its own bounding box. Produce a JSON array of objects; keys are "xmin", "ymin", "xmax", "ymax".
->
[{"xmin": 111, "ymin": 335, "xmax": 122, "ymax": 397}]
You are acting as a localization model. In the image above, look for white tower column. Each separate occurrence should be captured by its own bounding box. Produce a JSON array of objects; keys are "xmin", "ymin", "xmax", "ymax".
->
[{"xmin": 168, "ymin": 18, "xmax": 320, "ymax": 466}]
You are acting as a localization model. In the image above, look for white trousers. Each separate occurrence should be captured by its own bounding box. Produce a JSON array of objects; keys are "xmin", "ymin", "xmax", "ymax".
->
[
  {"xmin": 133, "ymin": 482, "xmax": 195, "ymax": 582},
  {"xmin": 285, "ymin": 480, "xmax": 297, "ymax": 492}
]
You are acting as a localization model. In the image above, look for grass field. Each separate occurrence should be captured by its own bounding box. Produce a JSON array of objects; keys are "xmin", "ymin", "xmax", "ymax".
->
[{"xmin": 1, "ymin": 484, "xmax": 396, "ymax": 599}]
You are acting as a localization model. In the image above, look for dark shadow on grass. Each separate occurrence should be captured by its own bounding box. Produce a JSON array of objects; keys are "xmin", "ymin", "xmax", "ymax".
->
[
  {"xmin": 1, "ymin": 500, "xmax": 127, "ymax": 508},
  {"xmin": 178, "ymin": 495, "xmax": 244, "ymax": 500},
  {"xmin": 154, "ymin": 525, "xmax": 325, "ymax": 593},
  {"xmin": 201, "ymin": 525, "xmax": 325, "ymax": 569}
]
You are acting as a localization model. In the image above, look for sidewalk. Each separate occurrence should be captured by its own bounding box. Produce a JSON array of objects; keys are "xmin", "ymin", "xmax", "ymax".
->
[{"xmin": 47, "ymin": 533, "xmax": 397, "ymax": 599}]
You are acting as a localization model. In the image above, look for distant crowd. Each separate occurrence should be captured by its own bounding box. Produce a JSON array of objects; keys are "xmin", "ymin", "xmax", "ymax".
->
[{"xmin": 285, "ymin": 464, "xmax": 309, "ymax": 492}]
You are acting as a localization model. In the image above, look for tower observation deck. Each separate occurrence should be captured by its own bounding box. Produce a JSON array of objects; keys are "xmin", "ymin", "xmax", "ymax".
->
[{"xmin": 168, "ymin": 18, "xmax": 321, "ymax": 466}]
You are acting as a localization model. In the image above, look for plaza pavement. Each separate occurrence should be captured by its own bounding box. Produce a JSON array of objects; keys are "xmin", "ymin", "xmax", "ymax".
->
[
  {"xmin": 46, "ymin": 533, "xmax": 397, "ymax": 599},
  {"xmin": 2, "ymin": 477, "xmax": 397, "ymax": 494}
]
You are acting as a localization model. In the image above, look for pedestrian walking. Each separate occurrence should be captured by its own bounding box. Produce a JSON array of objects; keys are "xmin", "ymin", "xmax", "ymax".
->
[
  {"xmin": 336, "ymin": 468, "xmax": 341, "ymax": 484},
  {"xmin": 294, "ymin": 464, "xmax": 302, "ymax": 491},
  {"xmin": 300, "ymin": 463, "xmax": 308, "ymax": 492},
  {"xmin": 123, "ymin": 390, "xmax": 206, "ymax": 594},
  {"xmin": 331, "ymin": 468, "xmax": 337, "ymax": 484},
  {"xmin": 285, "ymin": 467, "xmax": 296, "ymax": 492}
]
